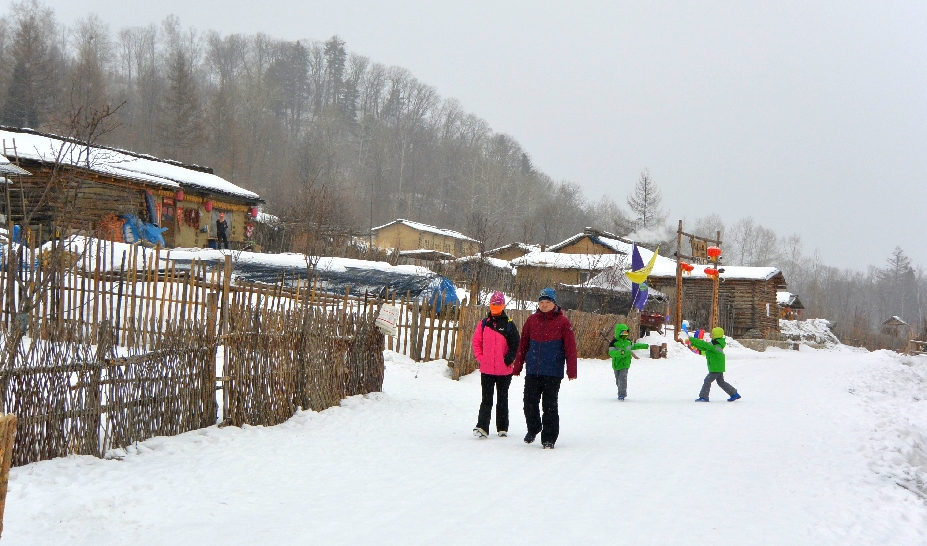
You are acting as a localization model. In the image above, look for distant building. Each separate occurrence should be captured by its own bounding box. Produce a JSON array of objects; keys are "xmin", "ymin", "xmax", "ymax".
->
[
  {"xmin": 370, "ymin": 219, "xmax": 480, "ymax": 258},
  {"xmin": 483, "ymin": 242, "xmax": 539, "ymax": 261},
  {"xmin": 511, "ymin": 227, "xmax": 658, "ymax": 286},
  {"xmin": 881, "ymin": 316, "xmax": 909, "ymax": 337},
  {"xmin": 777, "ymin": 291, "xmax": 805, "ymax": 320}
]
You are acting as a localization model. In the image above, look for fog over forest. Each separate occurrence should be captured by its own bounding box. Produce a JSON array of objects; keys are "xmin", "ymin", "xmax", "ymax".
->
[{"xmin": 0, "ymin": 1, "xmax": 923, "ymax": 337}]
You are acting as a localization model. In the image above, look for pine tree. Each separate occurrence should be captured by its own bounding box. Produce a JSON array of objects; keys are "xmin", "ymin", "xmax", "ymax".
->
[
  {"xmin": 626, "ymin": 169, "xmax": 667, "ymax": 230},
  {"xmin": 2, "ymin": 1, "xmax": 61, "ymax": 128}
]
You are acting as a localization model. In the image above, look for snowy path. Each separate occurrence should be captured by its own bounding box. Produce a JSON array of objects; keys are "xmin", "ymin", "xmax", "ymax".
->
[{"xmin": 5, "ymin": 343, "xmax": 927, "ymax": 545}]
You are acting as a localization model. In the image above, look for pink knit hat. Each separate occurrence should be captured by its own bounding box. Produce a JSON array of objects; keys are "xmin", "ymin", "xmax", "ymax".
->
[{"xmin": 489, "ymin": 291, "xmax": 506, "ymax": 306}]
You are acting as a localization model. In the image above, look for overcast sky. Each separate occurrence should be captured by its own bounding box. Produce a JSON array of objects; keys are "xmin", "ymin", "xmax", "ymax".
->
[{"xmin": 34, "ymin": 1, "xmax": 927, "ymax": 270}]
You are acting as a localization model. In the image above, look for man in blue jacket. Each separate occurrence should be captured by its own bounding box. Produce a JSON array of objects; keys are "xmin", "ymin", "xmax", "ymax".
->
[{"xmin": 513, "ymin": 288, "xmax": 578, "ymax": 449}]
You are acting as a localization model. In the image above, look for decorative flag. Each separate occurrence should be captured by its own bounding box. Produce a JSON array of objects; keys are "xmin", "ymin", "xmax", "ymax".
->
[
  {"xmin": 625, "ymin": 245, "xmax": 660, "ymax": 285},
  {"xmin": 630, "ymin": 243, "xmax": 644, "ymax": 304},
  {"xmin": 633, "ymin": 281, "xmax": 649, "ymax": 310}
]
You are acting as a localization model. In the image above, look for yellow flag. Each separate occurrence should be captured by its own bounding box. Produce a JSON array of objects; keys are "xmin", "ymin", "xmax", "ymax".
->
[{"xmin": 624, "ymin": 246, "xmax": 659, "ymax": 284}]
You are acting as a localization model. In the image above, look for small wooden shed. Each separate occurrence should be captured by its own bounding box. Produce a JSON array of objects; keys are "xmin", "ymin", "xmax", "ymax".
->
[{"xmin": 881, "ymin": 316, "xmax": 909, "ymax": 337}]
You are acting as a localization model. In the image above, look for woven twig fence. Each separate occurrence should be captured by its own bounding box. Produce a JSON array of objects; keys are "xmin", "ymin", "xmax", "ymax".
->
[
  {"xmin": 0, "ymin": 319, "xmax": 216, "ymax": 467},
  {"xmin": 452, "ymin": 304, "xmax": 626, "ymax": 380},
  {"xmin": 225, "ymin": 303, "xmax": 384, "ymax": 427}
]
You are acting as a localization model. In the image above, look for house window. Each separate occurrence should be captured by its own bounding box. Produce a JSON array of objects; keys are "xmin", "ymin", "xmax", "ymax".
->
[{"xmin": 580, "ymin": 271, "xmax": 590, "ymax": 283}]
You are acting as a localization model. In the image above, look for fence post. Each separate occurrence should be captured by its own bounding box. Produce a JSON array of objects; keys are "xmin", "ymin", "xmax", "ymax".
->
[
  {"xmin": 409, "ymin": 303, "xmax": 420, "ymax": 361},
  {"xmin": 0, "ymin": 413, "xmax": 16, "ymax": 539}
]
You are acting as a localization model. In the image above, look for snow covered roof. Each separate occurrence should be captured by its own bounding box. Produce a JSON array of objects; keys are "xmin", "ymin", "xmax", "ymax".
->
[
  {"xmin": 649, "ymin": 263, "xmax": 784, "ymax": 282},
  {"xmin": 546, "ymin": 228, "xmax": 644, "ymax": 255},
  {"xmin": 0, "ymin": 153, "xmax": 30, "ymax": 176},
  {"xmin": 882, "ymin": 316, "xmax": 908, "ymax": 326},
  {"xmin": 0, "ymin": 127, "xmax": 260, "ymax": 201},
  {"xmin": 370, "ymin": 219, "xmax": 479, "ymax": 243},
  {"xmin": 485, "ymin": 242, "xmax": 540, "ymax": 256},
  {"xmin": 399, "ymin": 248, "xmax": 456, "ymax": 260},
  {"xmin": 256, "ymin": 212, "xmax": 279, "ymax": 225},
  {"xmin": 777, "ymin": 291, "xmax": 804, "ymax": 308},
  {"xmin": 511, "ymin": 251, "xmax": 629, "ymax": 270},
  {"xmin": 451, "ymin": 255, "xmax": 513, "ymax": 269}
]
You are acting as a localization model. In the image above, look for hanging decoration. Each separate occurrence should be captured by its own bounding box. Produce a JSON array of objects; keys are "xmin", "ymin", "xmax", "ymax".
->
[
  {"xmin": 175, "ymin": 190, "xmax": 185, "ymax": 202},
  {"xmin": 204, "ymin": 200, "xmax": 213, "ymax": 212},
  {"xmin": 251, "ymin": 207, "xmax": 259, "ymax": 218},
  {"xmin": 245, "ymin": 222, "xmax": 254, "ymax": 238},
  {"xmin": 707, "ymin": 246, "xmax": 721, "ymax": 260}
]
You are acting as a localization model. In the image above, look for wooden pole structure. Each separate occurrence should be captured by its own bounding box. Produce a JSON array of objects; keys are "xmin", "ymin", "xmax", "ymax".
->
[
  {"xmin": 674, "ymin": 220, "xmax": 683, "ymax": 342},
  {"xmin": 0, "ymin": 413, "xmax": 17, "ymax": 539},
  {"xmin": 710, "ymin": 230, "xmax": 722, "ymax": 329}
]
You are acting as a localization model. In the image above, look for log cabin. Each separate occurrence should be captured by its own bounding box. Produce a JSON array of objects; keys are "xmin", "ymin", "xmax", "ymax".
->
[{"xmin": 0, "ymin": 126, "xmax": 263, "ymax": 249}]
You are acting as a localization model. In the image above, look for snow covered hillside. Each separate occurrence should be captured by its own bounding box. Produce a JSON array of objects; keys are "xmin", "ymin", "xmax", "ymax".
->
[{"xmin": 4, "ymin": 343, "xmax": 926, "ymax": 545}]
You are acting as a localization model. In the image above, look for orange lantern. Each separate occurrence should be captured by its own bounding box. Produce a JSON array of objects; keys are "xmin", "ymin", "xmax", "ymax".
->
[{"xmin": 707, "ymin": 246, "xmax": 721, "ymax": 260}]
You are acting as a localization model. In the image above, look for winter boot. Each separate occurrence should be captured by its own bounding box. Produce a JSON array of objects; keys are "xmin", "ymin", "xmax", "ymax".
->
[
  {"xmin": 498, "ymin": 431, "xmax": 508, "ymax": 437},
  {"xmin": 473, "ymin": 427, "xmax": 488, "ymax": 439},
  {"xmin": 524, "ymin": 432, "xmax": 537, "ymax": 444},
  {"xmin": 727, "ymin": 393, "xmax": 741, "ymax": 402},
  {"xmin": 542, "ymin": 442, "xmax": 555, "ymax": 449},
  {"xmin": 695, "ymin": 397, "xmax": 710, "ymax": 402},
  {"xmin": 618, "ymin": 395, "xmax": 626, "ymax": 401}
]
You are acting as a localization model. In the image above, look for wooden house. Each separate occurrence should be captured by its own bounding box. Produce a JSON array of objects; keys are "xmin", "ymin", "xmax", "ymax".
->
[
  {"xmin": 370, "ymin": 219, "xmax": 480, "ymax": 258},
  {"xmin": 777, "ymin": 291, "xmax": 805, "ymax": 320},
  {"xmin": 0, "ymin": 126, "xmax": 262, "ymax": 249},
  {"xmin": 647, "ymin": 265, "xmax": 788, "ymax": 338},
  {"xmin": 484, "ymin": 242, "xmax": 539, "ymax": 261},
  {"xmin": 511, "ymin": 227, "xmax": 667, "ymax": 286},
  {"xmin": 881, "ymin": 316, "xmax": 909, "ymax": 337}
]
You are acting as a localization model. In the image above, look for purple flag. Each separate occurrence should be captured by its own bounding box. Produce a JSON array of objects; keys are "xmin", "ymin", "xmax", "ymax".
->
[
  {"xmin": 630, "ymin": 243, "xmax": 644, "ymax": 304},
  {"xmin": 633, "ymin": 282, "xmax": 649, "ymax": 310}
]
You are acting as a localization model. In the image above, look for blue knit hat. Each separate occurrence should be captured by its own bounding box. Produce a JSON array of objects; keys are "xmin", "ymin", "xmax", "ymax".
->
[{"xmin": 538, "ymin": 288, "xmax": 556, "ymax": 304}]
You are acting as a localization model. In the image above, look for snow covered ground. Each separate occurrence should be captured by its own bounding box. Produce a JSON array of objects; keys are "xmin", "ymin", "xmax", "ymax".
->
[{"xmin": 4, "ymin": 341, "xmax": 926, "ymax": 545}]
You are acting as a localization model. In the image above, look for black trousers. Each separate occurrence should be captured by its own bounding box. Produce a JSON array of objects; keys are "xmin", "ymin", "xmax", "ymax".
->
[
  {"xmin": 217, "ymin": 234, "xmax": 230, "ymax": 250},
  {"xmin": 476, "ymin": 374, "xmax": 512, "ymax": 433},
  {"xmin": 523, "ymin": 374, "xmax": 562, "ymax": 444}
]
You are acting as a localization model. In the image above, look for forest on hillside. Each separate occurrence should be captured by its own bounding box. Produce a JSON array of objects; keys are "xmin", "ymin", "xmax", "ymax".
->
[{"xmin": 0, "ymin": 1, "xmax": 922, "ymax": 338}]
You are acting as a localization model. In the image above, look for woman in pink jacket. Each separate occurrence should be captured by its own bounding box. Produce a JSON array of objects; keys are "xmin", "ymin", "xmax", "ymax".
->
[{"xmin": 472, "ymin": 292, "xmax": 520, "ymax": 439}]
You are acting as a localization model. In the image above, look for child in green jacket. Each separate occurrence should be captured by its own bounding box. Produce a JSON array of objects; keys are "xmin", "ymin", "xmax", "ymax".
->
[
  {"xmin": 690, "ymin": 327, "xmax": 741, "ymax": 402},
  {"xmin": 608, "ymin": 323, "xmax": 649, "ymax": 401}
]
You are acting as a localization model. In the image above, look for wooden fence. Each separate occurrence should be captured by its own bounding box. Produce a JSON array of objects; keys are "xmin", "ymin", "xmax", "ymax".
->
[{"xmin": 0, "ymin": 238, "xmax": 384, "ymax": 466}]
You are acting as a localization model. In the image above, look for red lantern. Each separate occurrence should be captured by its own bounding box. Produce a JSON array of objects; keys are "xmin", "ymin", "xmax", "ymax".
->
[
  {"xmin": 175, "ymin": 190, "xmax": 185, "ymax": 202},
  {"xmin": 204, "ymin": 200, "xmax": 213, "ymax": 212},
  {"xmin": 684, "ymin": 263, "xmax": 695, "ymax": 272},
  {"xmin": 707, "ymin": 246, "xmax": 721, "ymax": 259},
  {"xmin": 250, "ymin": 207, "xmax": 259, "ymax": 218},
  {"xmin": 704, "ymin": 267, "xmax": 718, "ymax": 276}
]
